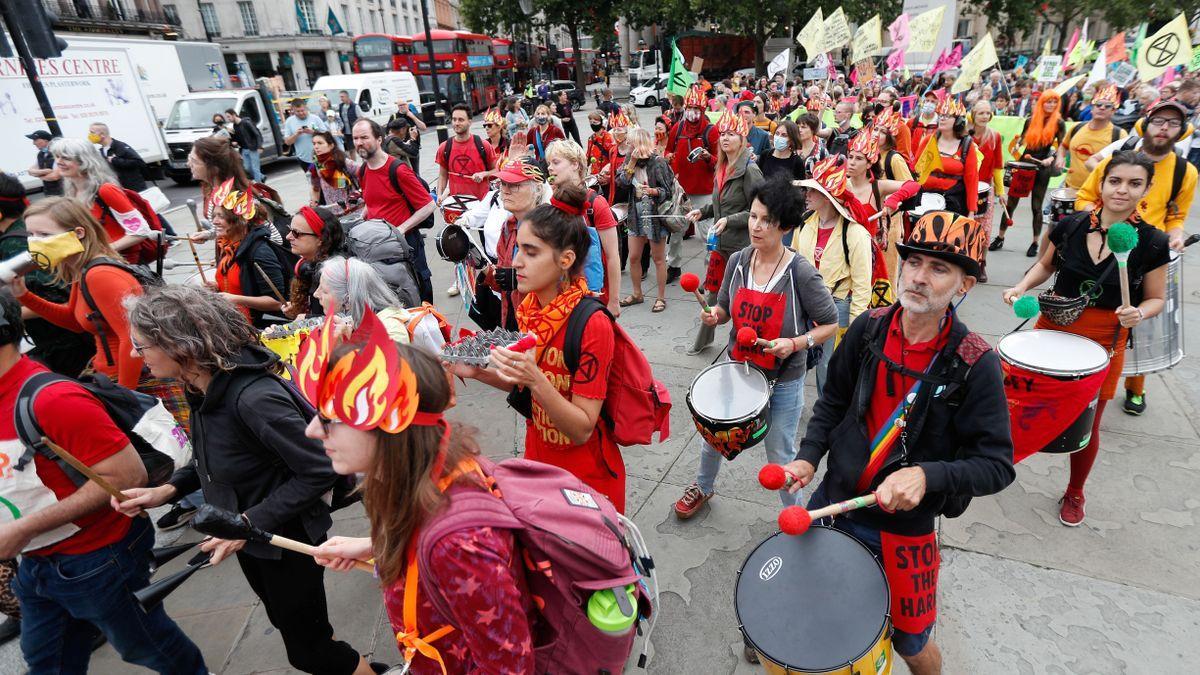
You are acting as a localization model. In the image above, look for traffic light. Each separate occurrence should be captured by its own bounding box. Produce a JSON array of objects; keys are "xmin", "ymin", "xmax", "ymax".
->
[{"xmin": 10, "ymin": 0, "xmax": 68, "ymax": 59}]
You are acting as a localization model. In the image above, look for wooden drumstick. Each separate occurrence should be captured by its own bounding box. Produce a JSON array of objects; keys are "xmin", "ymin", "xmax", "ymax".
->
[
  {"xmin": 253, "ymin": 263, "xmax": 287, "ymax": 304},
  {"xmin": 268, "ymin": 534, "xmax": 376, "ymax": 574},
  {"xmin": 40, "ymin": 437, "xmax": 145, "ymax": 517},
  {"xmin": 1106, "ymin": 223, "xmax": 1139, "ymax": 309},
  {"xmin": 186, "ymin": 237, "xmax": 208, "ymax": 283}
]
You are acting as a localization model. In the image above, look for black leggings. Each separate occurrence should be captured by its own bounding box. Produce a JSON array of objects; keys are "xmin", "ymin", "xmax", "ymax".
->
[{"xmin": 1000, "ymin": 164, "xmax": 1053, "ymax": 239}]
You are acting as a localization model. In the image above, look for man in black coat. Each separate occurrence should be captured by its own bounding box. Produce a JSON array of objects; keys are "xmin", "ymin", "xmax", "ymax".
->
[
  {"xmin": 336, "ymin": 90, "xmax": 358, "ymax": 149},
  {"xmin": 88, "ymin": 123, "xmax": 147, "ymax": 191},
  {"xmin": 225, "ymin": 108, "xmax": 265, "ymax": 182},
  {"xmin": 780, "ymin": 214, "xmax": 1015, "ymax": 675}
]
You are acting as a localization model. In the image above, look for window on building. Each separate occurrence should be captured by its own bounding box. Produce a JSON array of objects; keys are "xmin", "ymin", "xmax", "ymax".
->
[
  {"xmin": 162, "ymin": 3, "xmax": 180, "ymax": 25},
  {"xmin": 296, "ymin": 0, "xmax": 319, "ymax": 34},
  {"xmin": 358, "ymin": 7, "xmax": 365, "ymax": 34},
  {"xmin": 238, "ymin": 1, "xmax": 259, "ymax": 36},
  {"xmin": 199, "ymin": 2, "xmax": 221, "ymax": 37},
  {"xmin": 956, "ymin": 19, "xmax": 971, "ymax": 39},
  {"xmin": 342, "ymin": 4, "xmax": 351, "ymax": 33}
]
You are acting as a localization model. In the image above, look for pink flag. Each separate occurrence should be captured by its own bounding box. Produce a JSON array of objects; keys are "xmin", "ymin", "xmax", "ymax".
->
[
  {"xmin": 888, "ymin": 14, "xmax": 911, "ymax": 50},
  {"xmin": 849, "ymin": 67, "xmax": 859, "ymax": 86},
  {"xmin": 945, "ymin": 43, "xmax": 963, "ymax": 68},
  {"xmin": 1104, "ymin": 32, "xmax": 1127, "ymax": 64},
  {"xmin": 1062, "ymin": 28, "xmax": 1080, "ymax": 63},
  {"xmin": 886, "ymin": 48, "xmax": 906, "ymax": 73},
  {"xmin": 929, "ymin": 48, "xmax": 948, "ymax": 75},
  {"xmin": 1162, "ymin": 66, "xmax": 1178, "ymax": 87}
]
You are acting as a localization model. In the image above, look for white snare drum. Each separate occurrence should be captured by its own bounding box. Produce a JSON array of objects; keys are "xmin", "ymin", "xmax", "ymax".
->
[
  {"xmin": 977, "ymin": 180, "xmax": 991, "ymax": 203},
  {"xmin": 1124, "ymin": 252, "xmax": 1185, "ymax": 375},
  {"xmin": 685, "ymin": 361, "xmax": 771, "ymax": 461}
]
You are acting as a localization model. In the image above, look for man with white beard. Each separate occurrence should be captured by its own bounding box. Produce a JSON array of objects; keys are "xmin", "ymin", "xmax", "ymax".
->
[{"xmin": 778, "ymin": 211, "xmax": 1015, "ymax": 675}]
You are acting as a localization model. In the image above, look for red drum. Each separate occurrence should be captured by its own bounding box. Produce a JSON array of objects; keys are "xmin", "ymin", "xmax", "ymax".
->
[
  {"xmin": 1004, "ymin": 161, "xmax": 1038, "ymax": 199},
  {"xmin": 999, "ymin": 330, "xmax": 1110, "ymax": 463}
]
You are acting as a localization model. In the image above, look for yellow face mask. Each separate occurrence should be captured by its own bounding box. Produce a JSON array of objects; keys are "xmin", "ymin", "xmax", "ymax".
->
[
  {"xmin": 28, "ymin": 231, "xmax": 84, "ymax": 269},
  {"xmin": 87, "ymin": 132, "xmax": 103, "ymax": 144}
]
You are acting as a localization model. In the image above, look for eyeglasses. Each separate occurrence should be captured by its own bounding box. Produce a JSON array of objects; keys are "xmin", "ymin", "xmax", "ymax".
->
[
  {"xmin": 288, "ymin": 227, "xmax": 317, "ymax": 238},
  {"xmin": 319, "ymin": 416, "xmax": 344, "ymax": 435},
  {"xmin": 1092, "ymin": 103, "xmax": 1115, "ymax": 110},
  {"xmin": 130, "ymin": 336, "xmax": 151, "ymax": 355},
  {"xmin": 1148, "ymin": 117, "xmax": 1183, "ymax": 129}
]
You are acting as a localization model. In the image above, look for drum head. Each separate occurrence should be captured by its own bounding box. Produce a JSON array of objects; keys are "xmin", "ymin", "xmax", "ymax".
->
[
  {"xmin": 1008, "ymin": 160, "xmax": 1037, "ymax": 170},
  {"xmin": 436, "ymin": 224, "xmax": 471, "ymax": 263},
  {"xmin": 690, "ymin": 362, "xmax": 770, "ymax": 420},
  {"xmin": 978, "ymin": 181, "xmax": 991, "ymax": 196},
  {"xmin": 999, "ymin": 330, "xmax": 1109, "ymax": 376},
  {"xmin": 737, "ymin": 528, "xmax": 889, "ymax": 671},
  {"xmin": 1050, "ymin": 187, "xmax": 1078, "ymax": 202}
]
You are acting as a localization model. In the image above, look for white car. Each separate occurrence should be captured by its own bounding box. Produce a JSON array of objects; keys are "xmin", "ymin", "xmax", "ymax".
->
[{"xmin": 630, "ymin": 74, "xmax": 669, "ymax": 107}]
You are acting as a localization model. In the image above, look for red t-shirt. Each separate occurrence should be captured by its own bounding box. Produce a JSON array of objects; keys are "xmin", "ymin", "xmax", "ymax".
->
[
  {"xmin": 0, "ymin": 357, "xmax": 132, "ymax": 556},
  {"xmin": 813, "ymin": 226, "xmax": 834, "ymax": 268},
  {"xmin": 362, "ymin": 158, "xmax": 433, "ymax": 227},
  {"xmin": 584, "ymin": 190, "xmax": 618, "ymax": 304},
  {"xmin": 523, "ymin": 312, "xmax": 625, "ymax": 513},
  {"xmin": 436, "ymin": 136, "xmax": 497, "ymax": 200},
  {"xmin": 667, "ymin": 120, "xmax": 719, "ymax": 196},
  {"xmin": 860, "ymin": 310, "xmax": 951, "ymax": 491}
]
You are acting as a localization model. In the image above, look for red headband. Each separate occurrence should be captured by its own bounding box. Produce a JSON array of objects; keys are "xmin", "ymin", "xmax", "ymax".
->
[
  {"xmin": 549, "ymin": 197, "xmax": 583, "ymax": 216},
  {"xmin": 0, "ymin": 196, "xmax": 29, "ymax": 206},
  {"xmin": 299, "ymin": 206, "xmax": 325, "ymax": 238}
]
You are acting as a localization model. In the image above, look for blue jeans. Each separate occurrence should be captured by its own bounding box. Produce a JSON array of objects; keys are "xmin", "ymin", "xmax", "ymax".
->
[
  {"xmin": 241, "ymin": 147, "xmax": 264, "ymax": 182},
  {"xmin": 807, "ymin": 482, "xmax": 934, "ymax": 657},
  {"xmin": 178, "ymin": 488, "xmax": 205, "ymax": 509},
  {"xmin": 14, "ymin": 517, "xmax": 207, "ymax": 674},
  {"xmin": 696, "ymin": 375, "xmax": 806, "ymax": 506},
  {"xmin": 814, "ymin": 296, "xmax": 852, "ymax": 395}
]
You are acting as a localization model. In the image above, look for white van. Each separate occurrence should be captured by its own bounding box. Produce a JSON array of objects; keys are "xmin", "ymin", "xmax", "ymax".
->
[{"xmin": 308, "ymin": 72, "xmax": 421, "ymax": 127}]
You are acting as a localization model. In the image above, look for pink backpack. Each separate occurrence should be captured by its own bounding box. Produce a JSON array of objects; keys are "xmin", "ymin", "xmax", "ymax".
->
[{"xmin": 417, "ymin": 457, "xmax": 657, "ymax": 673}]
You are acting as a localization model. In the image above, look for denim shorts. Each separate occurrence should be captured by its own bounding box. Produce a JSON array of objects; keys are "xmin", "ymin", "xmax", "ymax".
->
[{"xmin": 808, "ymin": 483, "xmax": 935, "ymax": 657}]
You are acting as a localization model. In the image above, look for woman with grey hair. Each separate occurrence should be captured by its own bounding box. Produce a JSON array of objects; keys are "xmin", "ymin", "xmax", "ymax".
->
[
  {"xmin": 314, "ymin": 256, "xmax": 435, "ymax": 350},
  {"xmin": 50, "ymin": 137, "xmax": 154, "ymax": 264},
  {"xmin": 114, "ymin": 284, "xmax": 379, "ymax": 675}
]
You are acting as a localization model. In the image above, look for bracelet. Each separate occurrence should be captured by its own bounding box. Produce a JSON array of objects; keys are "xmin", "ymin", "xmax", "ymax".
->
[{"xmin": 1136, "ymin": 306, "xmax": 1145, "ymax": 321}]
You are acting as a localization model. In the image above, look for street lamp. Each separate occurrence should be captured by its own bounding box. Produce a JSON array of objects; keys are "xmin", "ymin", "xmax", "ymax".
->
[{"xmin": 416, "ymin": 0, "xmax": 448, "ymax": 143}]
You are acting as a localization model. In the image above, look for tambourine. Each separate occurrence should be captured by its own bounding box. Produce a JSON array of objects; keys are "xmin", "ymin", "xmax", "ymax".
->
[{"xmin": 687, "ymin": 147, "xmax": 708, "ymax": 163}]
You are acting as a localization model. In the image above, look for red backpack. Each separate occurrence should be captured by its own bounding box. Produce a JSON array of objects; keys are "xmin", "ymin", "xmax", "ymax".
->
[
  {"xmin": 563, "ymin": 297, "xmax": 671, "ymax": 447},
  {"xmin": 94, "ymin": 186, "xmax": 169, "ymax": 266},
  {"xmin": 416, "ymin": 457, "xmax": 657, "ymax": 672}
]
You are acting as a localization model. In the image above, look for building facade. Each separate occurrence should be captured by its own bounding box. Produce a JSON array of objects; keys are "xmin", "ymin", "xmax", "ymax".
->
[
  {"xmin": 169, "ymin": 0, "xmax": 461, "ymax": 91},
  {"xmin": 44, "ymin": 0, "xmax": 181, "ymax": 37}
]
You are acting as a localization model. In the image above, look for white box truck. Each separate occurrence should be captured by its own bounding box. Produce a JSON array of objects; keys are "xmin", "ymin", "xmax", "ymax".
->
[{"xmin": 1, "ymin": 45, "xmax": 168, "ymax": 190}]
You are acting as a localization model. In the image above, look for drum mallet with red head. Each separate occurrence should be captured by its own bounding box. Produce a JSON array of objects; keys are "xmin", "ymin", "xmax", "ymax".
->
[
  {"xmin": 679, "ymin": 273, "xmax": 711, "ymax": 313},
  {"xmin": 737, "ymin": 327, "xmax": 776, "ymax": 350},
  {"xmin": 1106, "ymin": 222, "xmax": 1139, "ymax": 308},
  {"xmin": 758, "ymin": 463, "xmax": 798, "ymax": 490},
  {"xmin": 778, "ymin": 494, "xmax": 879, "ymax": 536}
]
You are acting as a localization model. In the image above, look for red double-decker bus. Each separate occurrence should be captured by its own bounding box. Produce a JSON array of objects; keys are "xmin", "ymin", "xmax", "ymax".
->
[
  {"xmin": 492, "ymin": 38, "xmax": 514, "ymax": 90},
  {"xmin": 352, "ymin": 34, "xmax": 415, "ymax": 73},
  {"xmin": 556, "ymin": 48, "xmax": 598, "ymax": 82},
  {"xmin": 409, "ymin": 30, "xmax": 499, "ymax": 112}
]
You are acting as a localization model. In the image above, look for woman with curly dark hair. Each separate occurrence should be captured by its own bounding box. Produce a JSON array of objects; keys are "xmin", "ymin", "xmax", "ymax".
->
[{"xmin": 285, "ymin": 205, "xmax": 344, "ymax": 318}]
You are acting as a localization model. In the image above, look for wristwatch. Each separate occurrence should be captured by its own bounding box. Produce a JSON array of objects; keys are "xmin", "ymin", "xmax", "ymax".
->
[{"xmin": 803, "ymin": 333, "xmax": 814, "ymax": 349}]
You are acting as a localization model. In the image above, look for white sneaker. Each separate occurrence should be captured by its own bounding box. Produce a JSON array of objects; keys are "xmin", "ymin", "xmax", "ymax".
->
[{"xmin": 446, "ymin": 283, "xmax": 460, "ymax": 297}]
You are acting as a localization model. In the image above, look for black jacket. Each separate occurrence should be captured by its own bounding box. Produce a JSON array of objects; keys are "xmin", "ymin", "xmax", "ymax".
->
[
  {"xmin": 102, "ymin": 139, "xmax": 147, "ymax": 191},
  {"xmin": 234, "ymin": 226, "xmax": 287, "ymax": 329},
  {"xmin": 338, "ymin": 101, "xmax": 359, "ymax": 134},
  {"xmin": 232, "ymin": 118, "xmax": 262, "ymax": 151},
  {"xmin": 169, "ymin": 345, "xmax": 336, "ymax": 558},
  {"xmin": 797, "ymin": 304, "xmax": 1015, "ymax": 535}
]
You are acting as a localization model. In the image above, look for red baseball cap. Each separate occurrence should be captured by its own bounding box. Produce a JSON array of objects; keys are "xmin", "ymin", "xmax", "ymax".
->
[{"xmin": 496, "ymin": 160, "xmax": 545, "ymax": 184}]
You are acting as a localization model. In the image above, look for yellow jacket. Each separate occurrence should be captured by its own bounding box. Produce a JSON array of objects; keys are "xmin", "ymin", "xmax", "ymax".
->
[
  {"xmin": 1076, "ymin": 153, "xmax": 1196, "ymax": 233},
  {"xmin": 791, "ymin": 213, "xmax": 873, "ymax": 322}
]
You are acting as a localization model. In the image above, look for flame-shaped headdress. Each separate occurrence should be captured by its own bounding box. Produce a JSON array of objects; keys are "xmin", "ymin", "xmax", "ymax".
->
[
  {"xmin": 715, "ymin": 109, "xmax": 749, "ymax": 137},
  {"xmin": 936, "ymin": 96, "xmax": 966, "ymax": 118},
  {"xmin": 295, "ymin": 308, "xmax": 422, "ymax": 433},
  {"xmin": 608, "ymin": 108, "xmax": 634, "ymax": 130},
  {"xmin": 683, "ymin": 85, "xmax": 706, "ymax": 109},
  {"xmin": 483, "ymin": 106, "xmax": 506, "ymax": 128},
  {"xmin": 873, "ymin": 107, "xmax": 903, "ymax": 136},
  {"xmin": 849, "ymin": 128, "xmax": 881, "ymax": 163},
  {"xmin": 1093, "ymin": 84, "xmax": 1120, "ymax": 107},
  {"xmin": 808, "ymin": 155, "xmax": 849, "ymax": 199},
  {"xmin": 211, "ymin": 176, "xmax": 257, "ymax": 220}
]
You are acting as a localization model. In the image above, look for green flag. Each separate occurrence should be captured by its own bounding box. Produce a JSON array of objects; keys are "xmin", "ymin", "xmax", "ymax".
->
[
  {"xmin": 667, "ymin": 41, "xmax": 695, "ymax": 96},
  {"xmin": 326, "ymin": 7, "xmax": 344, "ymax": 35},
  {"xmin": 1130, "ymin": 22, "xmax": 1148, "ymax": 65}
]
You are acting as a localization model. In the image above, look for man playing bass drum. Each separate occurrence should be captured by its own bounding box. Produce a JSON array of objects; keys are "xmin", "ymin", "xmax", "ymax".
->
[{"xmin": 781, "ymin": 212, "xmax": 1016, "ymax": 675}]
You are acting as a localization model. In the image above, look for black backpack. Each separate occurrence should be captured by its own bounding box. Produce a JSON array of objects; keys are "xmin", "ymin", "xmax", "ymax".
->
[
  {"xmin": 1117, "ymin": 136, "xmax": 1189, "ymax": 207},
  {"xmin": 440, "ymin": 134, "xmax": 491, "ymax": 172},
  {"xmin": 357, "ymin": 158, "xmax": 436, "ymax": 230},
  {"xmin": 77, "ymin": 258, "xmax": 163, "ymax": 368},
  {"xmin": 13, "ymin": 371, "xmax": 188, "ymax": 487}
]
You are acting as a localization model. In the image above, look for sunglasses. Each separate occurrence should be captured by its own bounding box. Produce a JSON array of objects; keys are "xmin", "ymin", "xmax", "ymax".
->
[
  {"xmin": 1092, "ymin": 103, "xmax": 1115, "ymax": 110},
  {"xmin": 288, "ymin": 227, "xmax": 317, "ymax": 238}
]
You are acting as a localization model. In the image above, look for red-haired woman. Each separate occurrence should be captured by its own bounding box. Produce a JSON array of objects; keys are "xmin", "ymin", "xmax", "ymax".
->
[{"xmin": 990, "ymin": 89, "xmax": 1066, "ymax": 257}]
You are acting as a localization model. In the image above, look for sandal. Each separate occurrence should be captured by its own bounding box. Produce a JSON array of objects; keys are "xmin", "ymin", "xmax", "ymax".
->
[
  {"xmin": 651, "ymin": 298, "xmax": 667, "ymax": 313},
  {"xmin": 619, "ymin": 294, "xmax": 644, "ymax": 307}
]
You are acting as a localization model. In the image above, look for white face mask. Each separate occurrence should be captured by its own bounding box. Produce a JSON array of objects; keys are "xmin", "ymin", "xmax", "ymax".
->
[
  {"xmin": 921, "ymin": 103, "xmax": 936, "ymax": 116},
  {"xmin": 685, "ymin": 110, "xmax": 701, "ymax": 122}
]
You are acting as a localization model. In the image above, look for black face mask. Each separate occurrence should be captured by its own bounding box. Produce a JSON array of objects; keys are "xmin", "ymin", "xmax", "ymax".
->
[{"xmin": 590, "ymin": 123, "xmax": 604, "ymax": 132}]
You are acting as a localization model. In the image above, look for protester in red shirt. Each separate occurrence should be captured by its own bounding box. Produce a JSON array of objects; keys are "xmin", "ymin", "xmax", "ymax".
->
[
  {"xmin": 970, "ymin": 99, "xmax": 1004, "ymax": 281},
  {"xmin": 436, "ymin": 103, "xmax": 498, "ymax": 222},
  {"xmin": 455, "ymin": 182, "xmax": 625, "ymax": 512},
  {"xmin": 666, "ymin": 86, "xmax": 720, "ymax": 202},
  {"xmin": 907, "ymin": 91, "xmax": 941, "ymax": 156},
  {"xmin": 528, "ymin": 104, "xmax": 565, "ymax": 162},
  {"xmin": 353, "ymin": 118, "xmax": 437, "ymax": 303},
  {"xmin": 585, "ymin": 111, "xmax": 615, "ymax": 174},
  {"xmin": 913, "ymin": 97, "xmax": 980, "ymax": 218},
  {"xmin": 50, "ymin": 137, "xmax": 154, "ymax": 264},
  {"xmin": 0, "ymin": 290, "xmax": 207, "ymax": 673}
]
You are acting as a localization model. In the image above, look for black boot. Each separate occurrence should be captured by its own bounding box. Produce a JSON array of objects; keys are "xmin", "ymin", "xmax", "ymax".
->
[
  {"xmin": 666, "ymin": 266, "xmax": 681, "ymax": 284},
  {"xmin": 0, "ymin": 617, "xmax": 19, "ymax": 645}
]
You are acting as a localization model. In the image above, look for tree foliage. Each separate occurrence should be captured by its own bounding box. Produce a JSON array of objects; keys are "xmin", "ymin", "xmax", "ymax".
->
[{"xmin": 979, "ymin": 0, "xmax": 1200, "ymax": 53}]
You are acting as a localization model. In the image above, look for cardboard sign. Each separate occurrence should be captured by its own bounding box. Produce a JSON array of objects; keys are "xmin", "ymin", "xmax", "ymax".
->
[
  {"xmin": 1110, "ymin": 61, "xmax": 1138, "ymax": 87},
  {"xmin": 1033, "ymin": 55, "xmax": 1062, "ymax": 82},
  {"xmin": 803, "ymin": 67, "xmax": 828, "ymax": 81}
]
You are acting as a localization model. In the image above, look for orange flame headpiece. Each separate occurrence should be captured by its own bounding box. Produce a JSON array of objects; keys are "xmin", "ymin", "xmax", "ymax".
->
[
  {"xmin": 683, "ymin": 85, "xmax": 706, "ymax": 109},
  {"xmin": 715, "ymin": 109, "xmax": 749, "ymax": 137},
  {"xmin": 936, "ymin": 96, "xmax": 966, "ymax": 118},
  {"xmin": 295, "ymin": 308, "xmax": 423, "ymax": 433},
  {"xmin": 849, "ymin": 129, "xmax": 881, "ymax": 163}
]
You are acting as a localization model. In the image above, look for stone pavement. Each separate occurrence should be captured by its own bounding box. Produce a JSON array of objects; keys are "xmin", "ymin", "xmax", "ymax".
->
[{"xmin": 4, "ymin": 104, "xmax": 1199, "ymax": 674}]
